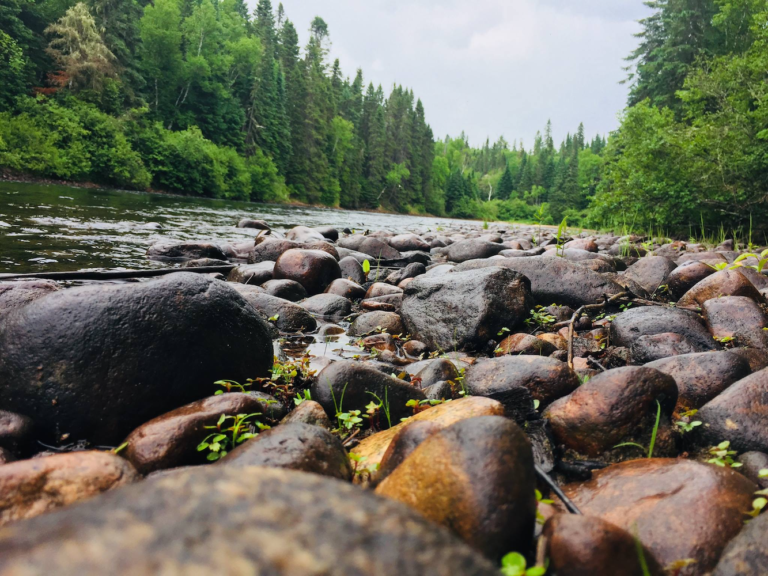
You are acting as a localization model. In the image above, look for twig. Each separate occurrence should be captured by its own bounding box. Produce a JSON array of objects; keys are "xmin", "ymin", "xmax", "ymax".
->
[
  {"xmin": 342, "ymin": 428, "xmax": 361, "ymax": 447},
  {"xmin": 535, "ymin": 535, "xmax": 549, "ymax": 568},
  {"xmin": 566, "ymin": 292, "xmax": 628, "ymax": 370},
  {"xmin": 587, "ymin": 356, "xmax": 608, "ymax": 372},
  {"xmin": 535, "ymin": 464, "xmax": 581, "ymax": 515}
]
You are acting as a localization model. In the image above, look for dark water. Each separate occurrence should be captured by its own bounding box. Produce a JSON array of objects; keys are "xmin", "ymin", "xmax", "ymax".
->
[{"xmin": 0, "ymin": 182, "xmax": 477, "ymax": 274}]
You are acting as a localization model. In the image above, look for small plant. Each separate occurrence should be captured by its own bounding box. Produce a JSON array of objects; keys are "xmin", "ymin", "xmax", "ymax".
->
[
  {"xmin": 759, "ymin": 469, "xmax": 768, "ymax": 479},
  {"xmin": 449, "ymin": 367, "xmax": 468, "ymax": 397},
  {"xmin": 483, "ymin": 220, "xmax": 489, "ymax": 230},
  {"xmin": 349, "ymin": 453, "xmax": 379, "ymax": 482},
  {"xmin": 707, "ymin": 441, "xmax": 742, "ymax": 467},
  {"xmin": 268, "ymin": 314, "xmax": 279, "ymax": 323},
  {"xmin": 714, "ymin": 335, "xmax": 735, "ymax": 344},
  {"xmin": 213, "ymin": 379, "xmax": 252, "ymax": 395},
  {"xmin": 532, "ymin": 204, "xmax": 547, "ymax": 246},
  {"xmin": 578, "ymin": 374, "xmax": 591, "ymax": 385},
  {"xmin": 614, "ymin": 400, "xmax": 661, "ymax": 458},
  {"xmin": 366, "ymin": 390, "xmax": 392, "ymax": 429},
  {"xmin": 524, "ymin": 307, "xmax": 556, "ymax": 328},
  {"xmin": 498, "ymin": 327, "xmax": 511, "ymax": 337},
  {"xmin": 406, "ymin": 398, "xmax": 447, "ymax": 416},
  {"xmin": 500, "ymin": 552, "xmax": 546, "ymax": 576},
  {"xmin": 337, "ymin": 409, "xmax": 364, "ymax": 433},
  {"xmin": 619, "ymin": 302, "xmax": 633, "ymax": 312},
  {"xmin": 745, "ymin": 496, "xmax": 767, "ymax": 520},
  {"xmin": 362, "ymin": 259, "xmax": 371, "ymax": 278},
  {"xmin": 197, "ymin": 413, "xmax": 265, "ymax": 461},
  {"xmin": 294, "ymin": 389, "xmax": 312, "ymax": 406},
  {"xmin": 675, "ymin": 409, "xmax": 702, "ymax": 433},
  {"xmin": 111, "ymin": 442, "xmax": 128, "ymax": 455},
  {"xmin": 535, "ymin": 488, "xmax": 553, "ymax": 524}
]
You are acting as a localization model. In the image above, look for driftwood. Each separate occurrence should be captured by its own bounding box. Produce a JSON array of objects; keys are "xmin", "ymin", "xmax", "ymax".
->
[{"xmin": 0, "ymin": 264, "xmax": 235, "ymax": 282}]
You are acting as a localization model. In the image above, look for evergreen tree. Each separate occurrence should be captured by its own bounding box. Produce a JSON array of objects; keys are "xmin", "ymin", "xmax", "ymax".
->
[{"xmin": 496, "ymin": 162, "xmax": 515, "ymax": 200}]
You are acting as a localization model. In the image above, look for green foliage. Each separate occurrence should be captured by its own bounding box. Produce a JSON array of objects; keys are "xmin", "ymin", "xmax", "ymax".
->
[
  {"xmin": 708, "ymin": 440, "xmax": 742, "ymax": 467},
  {"xmin": 524, "ymin": 307, "xmax": 556, "ymax": 328},
  {"xmin": 614, "ymin": 400, "xmax": 662, "ymax": 458},
  {"xmin": 500, "ymin": 552, "xmax": 546, "ymax": 576},
  {"xmin": 197, "ymin": 412, "xmax": 267, "ymax": 461}
]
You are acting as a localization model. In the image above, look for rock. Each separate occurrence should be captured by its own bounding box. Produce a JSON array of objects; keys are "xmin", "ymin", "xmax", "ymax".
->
[
  {"xmin": 454, "ymin": 256, "xmax": 624, "ymax": 307},
  {"xmin": 261, "ymin": 278, "xmax": 307, "ymax": 301},
  {"xmin": 678, "ymin": 269, "xmax": 763, "ymax": 308},
  {"xmin": 376, "ymin": 416, "xmax": 535, "ymax": 560},
  {"xmin": 274, "ymin": 249, "xmax": 341, "ymax": 295},
  {"xmin": 736, "ymin": 451, "xmax": 768, "ymax": 489},
  {"xmin": 623, "ymin": 256, "xmax": 677, "ymax": 294},
  {"xmin": 247, "ymin": 238, "xmax": 299, "ymax": 263},
  {"xmin": 301, "ymin": 294, "xmax": 352, "ymax": 321},
  {"xmin": 401, "ymin": 267, "xmax": 533, "ymax": 352},
  {"xmin": 466, "ymin": 356, "xmax": 579, "ymax": 415},
  {"xmin": 361, "ymin": 333, "xmax": 397, "ymax": 353},
  {"xmin": 538, "ymin": 332, "xmax": 567, "ymax": 350},
  {"xmin": 375, "ymin": 421, "xmax": 441, "ymax": 484},
  {"xmin": 227, "ymin": 261, "xmax": 274, "ymax": 284},
  {"xmin": 389, "ymin": 233, "xmax": 430, "ymax": 252},
  {"xmin": 610, "ymin": 305, "xmax": 716, "ymax": 352},
  {"xmin": 712, "ymin": 512, "xmax": 768, "ymax": 576},
  {"xmin": 123, "ymin": 393, "xmax": 282, "ymax": 475},
  {"xmin": 147, "ymin": 241, "xmax": 226, "ymax": 262},
  {"xmin": 543, "ymin": 514, "xmax": 664, "ymax": 576},
  {"xmin": 304, "ymin": 241, "xmax": 340, "ymax": 260},
  {"xmin": 387, "ymin": 262, "xmax": 427, "ymax": 284},
  {"xmin": 285, "ymin": 225, "xmax": 326, "ymax": 243},
  {"xmin": 496, "ymin": 333, "xmax": 557, "ymax": 356},
  {"xmin": 236, "ymin": 218, "xmax": 269, "ymax": 229},
  {"xmin": 630, "ymin": 332, "xmax": 702, "ymax": 363},
  {"xmin": 338, "ymin": 255, "xmax": 366, "ymax": 284},
  {"xmin": 0, "ymin": 448, "xmax": 13, "ymax": 465},
  {"xmin": 675, "ymin": 251, "xmax": 728, "ymax": 265},
  {"xmin": 365, "ymin": 282, "xmax": 403, "ymax": 299},
  {"xmin": 0, "ymin": 274, "xmax": 273, "ymax": 445},
  {"xmin": 413, "ymin": 358, "xmax": 459, "ymax": 388},
  {"xmin": 0, "ymin": 411, "xmax": 33, "ymax": 454},
  {"xmin": 544, "ymin": 366, "xmax": 677, "ymax": 457},
  {"xmin": 646, "ymin": 352, "xmax": 751, "ymax": 410},
  {"xmin": 280, "ymin": 400, "xmax": 332, "ymax": 430},
  {"xmin": 0, "ymin": 466, "xmax": 498, "ymax": 576},
  {"xmin": 324, "ymin": 278, "xmax": 365, "ymax": 300},
  {"xmin": 231, "ymin": 291, "xmax": 316, "ymax": 332},
  {"xmin": 0, "ymin": 451, "xmax": 139, "ymax": 526},
  {"xmin": 564, "ymin": 238, "xmax": 599, "ymax": 252},
  {"xmin": 730, "ymin": 347, "xmax": 768, "ymax": 372},
  {"xmin": 704, "ymin": 296, "xmax": 768, "ymax": 349},
  {"xmin": 358, "ymin": 237, "xmax": 402, "ymax": 261},
  {"xmin": 0, "ymin": 280, "xmax": 58, "ymax": 315},
  {"xmin": 423, "ymin": 381, "xmax": 454, "ymax": 401},
  {"xmin": 698, "ymin": 368, "xmax": 768, "ymax": 453},
  {"xmin": 446, "ymin": 239, "xmax": 506, "ymax": 263},
  {"xmin": 314, "ymin": 226, "xmax": 338, "ymax": 241},
  {"xmin": 218, "ymin": 422, "xmax": 351, "ymax": 481},
  {"xmin": 349, "ymin": 311, "xmax": 405, "ymax": 336},
  {"xmin": 312, "ymin": 361, "xmax": 425, "ymax": 423},
  {"xmin": 667, "ymin": 261, "xmax": 717, "ymax": 299},
  {"xmin": 403, "ymin": 339, "xmax": 429, "ymax": 357},
  {"xmin": 563, "ymin": 459, "xmax": 758, "ymax": 575}
]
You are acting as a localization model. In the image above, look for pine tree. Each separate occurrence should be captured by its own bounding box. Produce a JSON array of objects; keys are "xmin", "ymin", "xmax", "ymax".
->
[{"xmin": 497, "ymin": 162, "xmax": 515, "ymax": 200}]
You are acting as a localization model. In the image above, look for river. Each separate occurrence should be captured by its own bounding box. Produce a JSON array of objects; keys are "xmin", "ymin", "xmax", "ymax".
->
[{"xmin": 0, "ymin": 182, "xmax": 481, "ymax": 274}]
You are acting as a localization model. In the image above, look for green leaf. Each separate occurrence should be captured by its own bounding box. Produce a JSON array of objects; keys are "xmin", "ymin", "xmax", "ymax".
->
[
  {"xmin": 759, "ymin": 469, "xmax": 768, "ymax": 479},
  {"xmin": 362, "ymin": 260, "xmax": 371, "ymax": 275}
]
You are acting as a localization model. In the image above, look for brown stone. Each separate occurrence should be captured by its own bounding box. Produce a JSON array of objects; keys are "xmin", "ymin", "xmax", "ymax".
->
[
  {"xmin": 273, "ymin": 249, "xmax": 341, "ymax": 295},
  {"xmin": 496, "ymin": 333, "xmax": 557, "ymax": 356},
  {"xmin": 412, "ymin": 358, "xmax": 460, "ymax": 388},
  {"xmin": 280, "ymin": 400, "xmax": 332, "ymax": 429},
  {"xmin": 227, "ymin": 261, "xmax": 274, "ymax": 284},
  {"xmin": 375, "ymin": 420, "xmax": 442, "ymax": 484},
  {"xmin": 375, "ymin": 416, "xmax": 536, "ymax": 560},
  {"xmin": 261, "ymin": 278, "xmax": 307, "ymax": 301},
  {"xmin": 403, "ymin": 339, "xmax": 429, "ymax": 357},
  {"xmin": 678, "ymin": 269, "xmax": 763, "ymax": 308},
  {"xmin": 624, "ymin": 256, "xmax": 677, "ymax": 294},
  {"xmin": 324, "ymin": 278, "xmax": 365, "ymax": 300},
  {"xmin": 365, "ymin": 282, "xmax": 403, "ymax": 299},
  {"xmin": 247, "ymin": 238, "xmax": 299, "ymax": 263},
  {"xmin": 563, "ymin": 459, "xmax": 757, "ymax": 575},
  {"xmin": 704, "ymin": 296, "xmax": 768, "ymax": 349},
  {"xmin": 712, "ymin": 512, "xmax": 768, "ymax": 576},
  {"xmin": 630, "ymin": 332, "xmax": 702, "ymax": 363},
  {"xmin": 544, "ymin": 367, "xmax": 677, "ymax": 457},
  {"xmin": 538, "ymin": 333, "xmax": 567, "ymax": 350},
  {"xmin": 667, "ymin": 261, "xmax": 717, "ymax": 300},
  {"xmin": 361, "ymin": 333, "xmax": 398, "ymax": 353},
  {"xmin": 730, "ymin": 347, "xmax": 768, "ymax": 372},
  {"xmin": 349, "ymin": 310, "xmax": 405, "ymax": 336},
  {"xmin": 0, "ymin": 451, "xmax": 138, "ymax": 526},
  {"xmin": 736, "ymin": 451, "xmax": 768, "ymax": 490}
]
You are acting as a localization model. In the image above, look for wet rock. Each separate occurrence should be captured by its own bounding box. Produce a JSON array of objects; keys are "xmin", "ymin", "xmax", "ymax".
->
[
  {"xmin": 261, "ymin": 278, "xmax": 307, "ymax": 301},
  {"xmin": 401, "ymin": 266, "xmax": 533, "ymax": 352},
  {"xmin": 403, "ymin": 339, "xmax": 429, "ymax": 357},
  {"xmin": 285, "ymin": 225, "xmax": 326, "ymax": 243},
  {"xmin": 0, "ymin": 411, "xmax": 33, "ymax": 454},
  {"xmin": 358, "ymin": 237, "xmax": 401, "ymax": 261},
  {"xmin": 425, "ymin": 263, "xmax": 455, "ymax": 276},
  {"xmin": 537, "ymin": 332, "xmax": 568, "ymax": 350},
  {"xmin": 314, "ymin": 226, "xmax": 339, "ymax": 241},
  {"xmin": 0, "ymin": 448, "xmax": 13, "ymax": 465},
  {"xmin": 446, "ymin": 239, "xmax": 506, "ymax": 263},
  {"xmin": 564, "ymin": 238, "xmax": 599, "ymax": 252},
  {"xmin": 182, "ymin": 258, "xmax": 230, "ymax": 269},
  {"xmin": 147, "ymin": 241, "xmax": 226, "ymax": 262},
  {"xmin": 630, "ymin": 332, "xmax": 702, "ymax": 363},
  {"xmin": 730, "ymin": 347, "xmax": 768, "ymax": 372},
  {"xmin": 247, "ymin": 238, "xmax": 299, "ymax": 263},
  {"xmin": 312, "ymin": 361, "xmax": 424, "ymax": 423},
  {"xmin": 232, "ymin": 291, "xmax": 316, "ymax": 332},
  {"xmin": 362, "ymin": 295, "xmax": 401, "ymax": 312},
  {"xmin": 123, "ymin": 393, "xmax": 281, "ymax": 475},
  {"xmin": 375, "ymin": 421, "xmax": 441, "ymax": 484},
  {"xmin": 646, "ymin": 351, "xmax": 751, "ymax": 410},
  {"xmin": 736, "ymin": 451, "xmax": 768, "ymax": 489},
  {"xmin": 236, "ymin": 218, "xmax": 269, "ymax": 229},
  {"xmin": 704, "ymin": 296, "xmax": 768, "ymax": 349},
  {"xmin": 543, "ymin": 514, "xmax": 664, "ymax": 576},
  {"xmin": 454, "ymin": 256, "xmax": 624, "ymax": 307},
  {"xmin": 544, "ymin": 366, "xmax": 677, "ymax": 457},
  {"xmin": 338, "ymin": 255, "xmax": 366, "ymax": 284},
  {"xmin": 623, "ymin": 256, "xmax": 677, "ymax": 294},
  {"xmin": 280, "ymin": 400, "xmax": 333, "ymax": 429},
  {"xmin": 466, "ymin": 356, "xmax": 579, "ymax": 415},
  {"xmin": 0, "ymin": 451, "xmax": 139, "ymax": 526},
  {"xmin": 361, "ymin": 333, "xmax": 397, "ymax": 353},
  {"xmin": 301, "ymin": 293, "xmax": 352, "ymax": 321},
  {"xmin": 699, "ymin": 368, "xmax": 768, "ymax": 453},
  {"xmin": 365, "ymin": 282, "xmax": 403, "ymax": 298},
  {"xmin": 337, "ymin": 234, "xmax": 368, "ymax": 251},
  {"xmin": 424, "ymin": 381, "xmax": 454, "ymax": 401},
  {"xmin": 304, "ymin": 241, "xmax": 339, "ymax": 260},
  {"xmin": 387, "ymin": 262, "xmax": 427, "ymax": 284},
  {"xmin": 274, "ymin": 249, "xmax": 341, "ymax": 295},
  {"xmin": 0, "ymin": 280, "xmax": 59, "ymax": 315},
  {"xmin": 324, "ymin": 278, "xmax": 365, "ymax": 300},
  {"xmin": 576, "ymin": 258, "xmax": 616, "ymax": 273},
  {"xmin": 610, "ymin": 305, "xmax": 716, "ymax": 351},
  {"xmin": 413, "ymin": 358, "xmax": 459, "ymax": 388},
  {"xmin": 0, "ymin": 466, "xmax": 498, "ymax": 576},
  {"xmin": 563, "ymin": 459, "xmax": 757, "ymax": 575},
  {"xmin": 218, "ymin": 423, "xmax": 351, "ymax": 481},
  {"xmin": 712, "ymin": 512, "xmax": 768, "ymax": 576},
  {"xmin": 496, "ymin": 333, "xmax": 557, "ymax": 356},
  {"xmin": 667, "ymin": 261, "xmax": 717, "ymax": 299},
  {"xmin": 349, "ymin": 311, "xmax": 405, "ymax": 336},
  {"xmin": 675, "ymin": 251, "xmax": 728, "ymax": 265},
  {"xmin": 376, "ymin": 416, "xmax": 536, "ymax": 560},
  {"xmin": 227, "ymin": 261, "xmax": 274, "ymax": 284},
  {"xmin": 0, "ymin": 274, "xmax": 273, "ymax": 445},
  {"xmin": 678, "ymin": 269, "xmax": 763, "ymax": 308},
  {"xmin": 389, "ymin": 233, "xmax": 430, "ymax": 252}
]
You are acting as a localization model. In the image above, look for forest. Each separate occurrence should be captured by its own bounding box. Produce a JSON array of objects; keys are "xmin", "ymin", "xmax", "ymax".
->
[{"xmin": 1, "ymin": 0, "xmax": 768, "ymax": 232}]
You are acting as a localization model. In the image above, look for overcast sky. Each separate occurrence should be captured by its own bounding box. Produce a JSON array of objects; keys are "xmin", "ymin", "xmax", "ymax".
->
[{"xmin": 250, "ymin": 0, "xmax": 651, "ymax": 147}]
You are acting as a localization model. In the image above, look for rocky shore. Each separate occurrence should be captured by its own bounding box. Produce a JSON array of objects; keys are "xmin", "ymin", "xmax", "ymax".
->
[{"xmin": 0, "ymin": 221, "xmax": 767, "ymax": 575}]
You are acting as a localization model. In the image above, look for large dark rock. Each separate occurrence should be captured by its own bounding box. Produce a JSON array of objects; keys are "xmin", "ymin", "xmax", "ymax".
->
[
  {"xmin": 338, "ymin": 255, "xmax": 366, "ymax": 284},
  {"xmin": 274, "ymin": 249, "xmax": 341, "ymax": 295},
  {"xmin": 678, "ymin": 269, "xmax": 763, "ymax": 308},
  {"xmin": 667, "ymin": 260, "xmax": 716, "ymax": 299},
  {"xmin": 375, "ymin": 416, "xmax": 536, "ymax": 561},
  {"xmin": 247, "ymin": 238, "xmax": 299, "ymax": 264},
  {"xmin": 358, "ymin": 237, "xmax": 401, "ymax": 261},
  {"xmin": 629, "ymin": 332, "xmax": 702, "ymax": 363},
  {"xmin": 704, "ymin": 296, "xmax": 768, "ymax": 349},
  {"xmin": 0, "ymin": 467, "xmax": 498, "ymax": 575},
  {"xmin": 312, "ymin": 361, "xmax": 425, "ymax": 423},
  {"xmin": 453, "ymin": 256, "xmax": 624, "ymax": 307},
  {"xmin": 0, "ymin": 273, "xmax": 273, "ymax": 445},
  {"xmin": 446, "ymin": 239, "xmax": 506, "ymax": 263},
  {"xmin": 229, "ymin": 290, "xmax": 316, "ymax": 333},
  {"xmin": 219, "ymin": 422, "xmax": 352, "ymax": 481},
  {"xmin": 646, "ymin": 351, "xmax": 751, "ymax": 410},
  {"xmin": 0, "ymin": 411, "xmax": 33, "ymax": 454},
  {"xmin": 300, "ymin": 294, "xmax": 352, "ymax": 321},
  {"xmin": 712, "ymin": 512, "xmax": 768, "ymax": 576},
  {"xmin": 147, "ymin": 241, "xmax": 227, "ymax": 262},
  {"xmin": 261, "ymin": 279, "xmax": 307, "ymax": 301},
  {"xmin": 699, "ymin": 368, "xmax": 768, "ymax": 453},
  {"xmin": 0, "ymin": 280, "xmax": 59, "ymax": 315},
  {"xmin": 227, "ymin": 261, "xmax": 274, "ymax": 284},
  {"xmin": 610, "ymin": 305, "xmax": 716, "ymax": 351},
  {"xmin": 623, "ymin": 256, "xmax": 677, "ymax": 294},
  {"xmin": 401, "ymin": 266, "xmax": 533, "ymax": 352},
  {"xmin": 389, "ymin": 234, "xmax": 430, "ymax": 252},
  {"xmin": 349, "ymin": 311, "xmax": 405, "ymax": 336}
]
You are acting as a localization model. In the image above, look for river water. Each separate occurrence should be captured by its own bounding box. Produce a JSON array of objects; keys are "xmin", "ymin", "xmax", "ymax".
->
[{"xmin": 0, "ymin": 182, "xmax": 480, "ymax": 274}]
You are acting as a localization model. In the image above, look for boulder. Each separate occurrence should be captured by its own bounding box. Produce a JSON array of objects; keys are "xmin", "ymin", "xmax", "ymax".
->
[
  {"xmin": 623, "ymin": 256, "xmax": 677, "ymax": 294},
  {"xmin": 646, "ymin": 351, "xmax": 751, "ymax": 410},
  {"xmin": 375, "ymin": 416, "xmax": 536, "ymax": 560},
  {"xmin": 389, "ymin": 233, "xmax": 430, "ymax": 252},
  {"xmin": 496, "ymin": 333, "xmax": 557, "ymax": 356},
  {"xmin": 730, "ymin": 347, "xmax": 768, "ymax": 372},
  {"xmin": 563, "ymin": 459, "xmax": 757, "ymax": 575},
  {"xmin": 544, "ymin": 367, "xmax": 677, "ymax": 457},
  {"xmin": 358, "ymin": 237, "xmax": 401, "ymax": 261},
  {"xmin": 227, "ymin": 261, "xmax": 274, "ymax": 284},
  {"xmin": 375, "ymin": 421, "xmax": 442, "ymax": 484},
  {"xmin": 247, "ymin": 238, "xmax": 299, "ymax": 264},
  {"xmin": 314, "ymin": 226, "xmax": 339, "ymax": 241},
  {"xmin": 712, "ymin": 512, "xmax": 768, "ymax": 576},
  {"xmin": 0, "ymin": 467, "xmax": 498, "ymax": 576},
  {"xmin": 300, "ymin": 294, "xmax": 352, "ymax": 321},
  {"xmin": 401, "ymin": 267, "xmax": 533, "ymax": 352},
  {"xmin": 667, "ymin": 261, "xmax": 717, "ymax": 299},
  {"xmin": 218, "ymin": 422, "xmax": 351, "ymax": 481},
  {"xmin": 147, "ymin": 241, "xmax": 226, "ymax": 261},
  {"xmin": 284, "ymin": 225, "xmax": 325, "ymax": 243},
  {"xmin": 349, "ymin": 311, "xmax": 405, "ymax": 336},
  {"xmin": 0, "ymin": 411, "xmax": 33, "ymax": 454},
  {"xmin": 629, "ymin": 332, "xmax": 703, "ymax": 363},
  {"xmin": 338, "ymin": 255, "xmax": 366, "ymax": 284},
  {"xmin": 610, "ymin": 306, "xmax": 716, "ymax": 352},
  {"xmin": 230, "ymin": 290, "xmax": 316, "ymax": 332},
  {"xmin": 0, "ymin": 274, "xmax": 273, "ymax": 445},
  {"xmin": 324, "ymin": 278, "xmax": 365, "ymax": 300},
  {"xmin": 704, "ymin": 296, "xmax": 768, "ymax": 349},
  {"xmin": 0, "ymin": 280, "xmax": 58, "ymax": 315},
  {"xmin": 261, "ymin": 278, "xmax": 307, "ymax": 301},
  {"xmin": 274, "ymin": 249, "xmax": 341, "ymax": 295},
  {"xmin": 0, "ymin": 451, "xmax": 139, "ymax": 526},
  {"xmin": 446, "ymin": 239, "xmax": 506, "ymax": 263},
  {"xmin": 280, "ymin": 400, "xmax": 333, "ymax": 430},
  {"xmin": 236, "ymin": 218, "xmax": 269, "ymax": 229},
  {"xmin": 678, "ymin": 269, "xmax": 763, "ymax": 308},
  {"xmin": 412, "ymin": 358, "xmax": 460, "ymax": 388}
]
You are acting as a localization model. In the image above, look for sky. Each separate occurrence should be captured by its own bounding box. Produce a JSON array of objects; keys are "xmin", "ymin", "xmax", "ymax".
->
[{"xmin": 248, "ymin": 0, "xmax": 652, "ymax": 147}]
